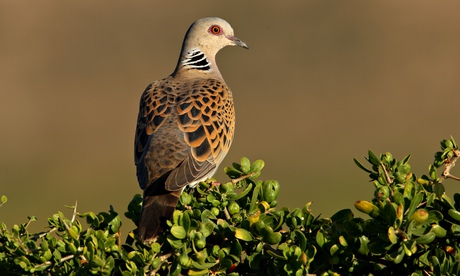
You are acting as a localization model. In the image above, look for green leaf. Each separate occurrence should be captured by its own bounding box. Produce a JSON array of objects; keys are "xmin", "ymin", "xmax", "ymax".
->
[
  {"xmin": 403, "ymin": 181, "xmax": 415, "ymax": 200},
  {"xmin": 431, "ymin": 224, "xmax": 447, "ymax": 238},
  {"xmin": 433, "ymin": 183, "xmax": 445, "ymax": 198},
  {"xmin": 230, "ymin": 239, "xmax": 242, "ymax": 258},
  {"xmin": 451, "ymin": 135, "xmax": 458, "ymax": 149},
  {"xmin": 180, "ymin": 192, "xmax": 192, "ymax": 205},
  {"xmin": 188, "ymin": 268, "xmax": 210, "ymax": 276},
  {"xmin": 190, "ymin": 260, "xmax": 216, "ymax": 270},
  {"xmin": 171, "ymin": 225, "xmax": 186, "ymax": 239},
  {"xmin": 427, "ymin": 210, "xmax": 443, "ymax": 224},
  {"xmin": 230, "ymin": 183, "xmax": 253, "ymax": 200},
  {"xmin": 240, "ymin": 157, "xmax": 251, "ymax": 174},
  {"xmin": 432, "ymin": 255, "xmax": 441, "ymax": 276},
  {"xmin": 402, "ymin": 240, "xmax": 416, "ymax": 257},
  {"xmin": 397, "ymin": 163, "xmax": 411, "ymax": 175},
  {"xmin": 224, "ymin": 166, "xmax": 243, "ymax": 179},
  {"xmin": 220, "ymin": 182, "xmax": 235, "ymax": 193},
  {"xmin": 316, "ymin": 231, "xmax": 325, "ymax": 248},
  {"xmin": 429, "ymin": 164, "xmax": 438, "ymax": 179},
  {"xmin": 401, "ymin": 154, "xmax": 411, "ymax": 164},
  {"xmin": 380, "ymin": 203, "xmax": 397, "ymax": 225},
  {"xmin": 235, "ymin": 228, "xmax": 253, "ymax": 241},
  {"xmin": 353, "ymin": 158, "xmax": 372, "ymax": 173},
  {"xmin": 338, "ymin": 236, "xmax": 348, "ymax": 247},
  {"xmin": 415, "ymin": 232, "xmax": 436, "ymax": 244},
  {"xmin": 170, "ymin": 258, "xmax": 182, "ymax": 276},
  {"xmin": 388, "ymin": 226, "xmax": 397, "ymax": 244},
  {"xmin": 263, "ymin": 232, "xmax": 281, "ymax": 245},
  {"xmin": 407, "ymin": 191, "xmax": 424, "ymax": 219},
  {"xmin": 451, "ymin": 224, "xmax": 460, "ymax": 235},
  {"xmin": 266, "ymin": 248, "xmax": 285, "ymax": 259},
  {"xmin": 410, "ymin": 209, "xmax": 429, "ymax": 225},
  {"xmin": 330, "ymin": 244, "xmax": 340, "ymax": 256},
  {"xmin": 331, "ymin": 209, "xmax": 353, "ymax": 222},
  {"xmin": 367, "ymin": 150, "xmax": 381, "ymax": 166},
  {"xmin": 200, "ymin": 209, "xmax": 216, "ymax": 222},
  {"xmin": 295, "ymin": 230, "xmax": 307, "ymax": 251},
  {"xmin": 358, "ymin": 236, "xmax": 369, "ymax": 255},
  {"xmin": 249, "ymin": 182, "xmax": 262, "ymax": 214},
  {"xmin": 388, "ymin": 246, "xmax": 405, "ymax": 264},
  {"xmin": 198, "ymin": 222, "xmax": 214, "ymax": 237},
  {"xmin": 167, "ymin": 235, "xmax": 184, "ymax": 249},
  {"xmin": 448, "ymin": 209, "xmax": 460, "ymax": 222},
  {"xmin": 53, "ymin": 249, "xmax": 62, "ymax": 262},
  {"xmin": 227, "ymin": 201, "xmax": 240, "ymax": 215},
  {"xmin": 250, "ymin": 159, "xmax": 265, "ymax": 173},
  {"xmin": 181, "ymin": 211, "xmax": 191, "ymax": 233},
  {"xmin": 127, "ymin": 251, "xmax": 144, "ymax": 264},
  {"xmin": 441, "ymin": 194, "xmax": 455, "ymax": 209},
  {"xmin": 151, "ymin": 257, "xmax": 161, "ymax": 269}
]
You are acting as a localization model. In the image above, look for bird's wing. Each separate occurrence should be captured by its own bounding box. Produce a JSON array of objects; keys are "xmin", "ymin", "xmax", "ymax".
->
[
  {"xmin": 165, "ymin": 78, "xmax": 235, "ymax": 190},
  {"xmin": 134, "ymin": 79, "xmax": 178, "ymax": 190},
  {"xmin": 134, "ymin": 77, "xmax": 235, "ymax": 191}
]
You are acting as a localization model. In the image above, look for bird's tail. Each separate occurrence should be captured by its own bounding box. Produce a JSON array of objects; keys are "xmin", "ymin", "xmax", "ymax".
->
[{"xmin": 138, "ymin": 183, "xmax": 182, "ymax": 242}]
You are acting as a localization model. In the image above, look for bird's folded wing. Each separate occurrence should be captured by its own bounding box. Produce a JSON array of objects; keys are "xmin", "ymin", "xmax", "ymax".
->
[{"xmin": 135, "ymin": 78, "xmax": 234, "ymax": 191}]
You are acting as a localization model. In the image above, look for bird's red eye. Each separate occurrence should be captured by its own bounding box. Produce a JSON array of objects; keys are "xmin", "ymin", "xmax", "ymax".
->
[{"xmin": 209, "ymin": 25, "xmax": 221, "ymax": 35}]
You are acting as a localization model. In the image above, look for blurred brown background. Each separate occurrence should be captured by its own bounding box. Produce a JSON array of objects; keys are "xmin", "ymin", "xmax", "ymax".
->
[{"xmin": 1, "ymin": 1, "xmax": 460, "ymax": 236}]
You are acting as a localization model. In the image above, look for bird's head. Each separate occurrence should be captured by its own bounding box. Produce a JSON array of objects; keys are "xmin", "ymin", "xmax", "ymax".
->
[{"xmin": 184, "ymin": 17, "xmax": 248, "ymax": 54}]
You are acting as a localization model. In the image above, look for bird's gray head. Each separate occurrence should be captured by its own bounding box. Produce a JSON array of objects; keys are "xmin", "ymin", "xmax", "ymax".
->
[{"xmin": 184, "ymin": 17, "xmax": 249, "ymax": 52}]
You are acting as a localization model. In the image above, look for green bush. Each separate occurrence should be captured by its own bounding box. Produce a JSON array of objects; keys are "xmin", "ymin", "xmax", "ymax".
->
[{"xmin": 1, "ymin": 137, "xmax": 460, "ymax": 275}]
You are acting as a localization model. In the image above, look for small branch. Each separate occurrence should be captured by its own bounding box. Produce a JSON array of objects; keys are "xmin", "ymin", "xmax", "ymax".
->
[
  {"xmin": 423, "ymin": 269, "xmax": 431, "ymax": 276},
  {"xmin": 35, "ymin": 227, "xmax": 57, "ymax": 239},
  {"xmin": 231, "ymin": 172, "xmax": 257, "ymax": 185},
  {"xmin": 24, "ymin": 217, "xmax": 34, "ymax": 230},
  {"xmin": 71, "ymin": 201, "xmax": 78, "ymax": 223},
  {"xmin": 223, "ymin": 206, "xmax": 231, "ymax": 221},
  {"xmin": 381, "ymin": 163, "xmax": 393, "ymax": 185},
  {"xmin": 61, "ymin": 202, "xmax": 78, "ymax": 232},
  {"xmin": 62, "ymin": 217, "xmax": 71, "ymax": 231},
  {"xmin": 444, "ymin": 174, "xmax": 460, "ymax": 181},
  {"xmin": 34, "ymin": 254, "xmax": 75, "ymax": 269},
  {"xmin": 442, "ymin": 150, "xmax": 460, "ymax": 182},
  {"xmin": 116, "ymin": 225, "xmax": 122, "ymax": 249}
]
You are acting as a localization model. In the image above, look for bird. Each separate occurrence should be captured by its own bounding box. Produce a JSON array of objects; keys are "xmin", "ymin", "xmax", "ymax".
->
[{"xmin": 134, "ymin": 17, "xmax": 248, "ymax": 242}]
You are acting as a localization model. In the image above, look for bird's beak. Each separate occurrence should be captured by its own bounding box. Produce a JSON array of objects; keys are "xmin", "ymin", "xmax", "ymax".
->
[{"xmin": 227, "ymin": 35, "xmax": 249, "ymax": 49}]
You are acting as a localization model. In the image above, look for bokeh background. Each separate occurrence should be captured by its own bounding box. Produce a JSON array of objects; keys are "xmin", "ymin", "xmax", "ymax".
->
[{"xmin": 1, "ymin": 1, "xmax": 460, "ymax": 237}]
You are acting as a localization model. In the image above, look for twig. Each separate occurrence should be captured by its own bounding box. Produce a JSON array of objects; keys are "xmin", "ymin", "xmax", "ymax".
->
[
  {"xmin": 116, "ymin": 225, "xmax": 122, "ymax": 248},
  {"xmin": 24, "ymin": 217, "xmax": 34, "ymax": 230},
  {"xmin": 381, "ymin": 162, "xmax": 393, "ymax": 184},
  {"xmin": 71, "ymin": 201, "xmax": 78, "ymax": 223},
  {"xmin": 36, "ymin": 227, "xmax": 57, "ymax": 239},
  {"xmin": 223, "ymin": 206, "xmax": 231, "ymax": 220},
  {"xmin": 34, "ymin": 254, "xmax": 75, "ymax": 269},
  {"xmin": 231, "ymin": 172, "xmax": 257, "ymax": 185},
  {"xmin": 442, "ymin": 150, "xmax": 460, "ymax": 182},
  {"xmin": 60, "ymin": 203, "xmax": 78, "ymax": 232}
]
